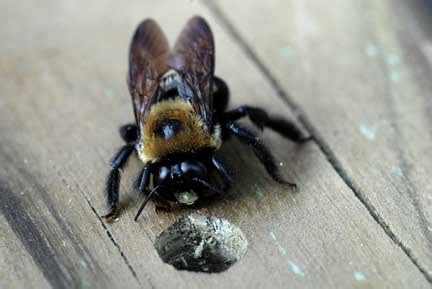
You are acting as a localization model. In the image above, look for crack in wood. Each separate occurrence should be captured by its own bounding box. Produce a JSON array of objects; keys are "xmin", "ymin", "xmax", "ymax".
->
[
  {"xmin": 83, "ymin": 196, "xmax": 151, "ymax": 289},
  {"xmin": 0, "ymin": 151, "xmax": 112, "ymax": 289},
  {"xmin": 56, "ymin": 167, "xmax": 149, "ymax": 288},
  {"xmin": 203, "ymin": 0, "xmax": 432, "ymax": 283},
  {"xmin": 0, "ymin": 145, "xmax": 147, "ymax": 288},
  {"xmin": 369, "ymin": 12, "xmax": 432, "ymax": 253}
]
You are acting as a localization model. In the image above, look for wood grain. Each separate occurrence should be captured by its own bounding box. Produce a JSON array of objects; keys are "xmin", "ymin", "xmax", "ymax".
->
[
  {"xmin": 207, "ymin": 0, "xmax": 432, "ymax": 282},
  {"xmin": 0, "ymin": 0, "xmax": 429, "ymax": 288},
  {"xmin": 0, "ymin": 215, "xmax": 51, "ymax": 289}
]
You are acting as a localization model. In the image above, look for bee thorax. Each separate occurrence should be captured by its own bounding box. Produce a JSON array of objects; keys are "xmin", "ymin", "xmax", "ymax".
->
[{"xmin": 138, "ymin": 99, "xmax": 219, "ymax": 160}]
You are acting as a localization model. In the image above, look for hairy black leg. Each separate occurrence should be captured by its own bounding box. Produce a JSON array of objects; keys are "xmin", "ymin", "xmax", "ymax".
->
[
  {"xmin": 212, "ymin": 156, "xmax": 232, "ymax": 191},
  {"xmin": 103, "ymin": 144, "xmax": 135, "ymax": 221},
  {"xmin": 213, "ymin": 76, "xmax": 230, "ymax": 116},
  {"xmin": 119, "ymin": 123, "xmax": 138, "ymax": 143},
  {"xmin": 135, "ymin": 185, "xmax": 160, "ymax": 222},
  {"xmin": 105, "ymin": 169, "xmax": 120, "ymax": 217},
  {"xmin": 224, "ymin": 106, "xmax": 310, "ymax": 142},
  {"xmin": 226, "ymin": 122, "xmax": 296, "ymax": 189},
  {"xmin": 138, "ymin": 163, "xmax": 152, "ymax": 193}
]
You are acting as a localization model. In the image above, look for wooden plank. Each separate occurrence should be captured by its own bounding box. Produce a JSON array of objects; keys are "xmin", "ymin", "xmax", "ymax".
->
[
  {"xmin": 0, "ymin": 3, "xmax": 148, "ymax": 289},
  {"xmin": 0, "ymin": 0, "xmax": 429, "ymax": 288},
  {"xmin": 0, "ymin": 162, "xmax": 145, "ymax": 289},
  {"xmin": 0, "ymin": 215, "xmax": 51, "ymax": 289},
  {"xmin": 208, "ymin": 0, "xmax": 432, "ymax": 281}
]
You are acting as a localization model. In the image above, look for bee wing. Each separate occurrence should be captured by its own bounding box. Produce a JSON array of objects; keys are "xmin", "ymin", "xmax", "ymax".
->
[
  {"xmin": 128, "ymin": 19, "xmax": 170, "ymax": 123},
  {"xmin": 168, "ymin": 16, "xmax": 215, "ymax": 128}
]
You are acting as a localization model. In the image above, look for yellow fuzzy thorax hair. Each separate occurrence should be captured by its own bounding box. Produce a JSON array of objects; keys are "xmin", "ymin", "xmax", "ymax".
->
[{"xmin": 137, "ymin": 99, "xmax": 221, "ymax": 163}]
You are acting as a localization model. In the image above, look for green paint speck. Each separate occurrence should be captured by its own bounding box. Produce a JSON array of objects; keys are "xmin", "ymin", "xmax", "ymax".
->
[
  {"xmin": 354, "ymin": 271, "xmax": 367, "ymax": 281},
  {"xmin": 359, "ymin": 125, "xmax": 376, "ymax": 141},
  {"xmin": 392, "ymin": 166, "xmax": 403, "ymax": 177},
  {"xmin": 365, "ymin": 43, "xmax": 378, "ymax": 57},
  {"xmin": 255, "ymin": 187, "xmax": 265, "ymax": 199},
  {"xmin": 80, "ymin": 260, "xmax": 88, "ymax": 269},
  {"xmin": 389, "ymin": 70, "xmax": 400, "ymax": 83},
  {"xmin": 269, "ymin": 231, "xmax": 287, "ymax": 256},
  {"xmin": 289, "ymin": 261, "xmax": 305, "ymax": 277},
  {"xmin": 280, "ymin": 47, "xmax": 295, "ymax": 61},
  {"xmin": 104, "ymin": 88, "xmax": 114, "ymax": 97},
  {"xmin": 386, "ymin": 54, "xmax": 400, "ymax": 67}
]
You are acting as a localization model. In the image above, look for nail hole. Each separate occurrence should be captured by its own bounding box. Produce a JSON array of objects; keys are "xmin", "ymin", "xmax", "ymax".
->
[{"xmin": 155, "ymin": 214, "xmax": 248, "ymax": 273}]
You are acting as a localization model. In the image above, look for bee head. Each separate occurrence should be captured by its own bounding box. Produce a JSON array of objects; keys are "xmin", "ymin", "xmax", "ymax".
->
[
  {"xmin": 156, "ymin": 159, "xmax": 208, "ymax": 185},
  {"xmin": 152, "ymin": 155, "xmax": 216, "ymax": 205}
]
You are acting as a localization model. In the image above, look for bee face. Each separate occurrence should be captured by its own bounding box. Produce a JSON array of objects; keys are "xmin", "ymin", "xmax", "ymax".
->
[
  {"xmin": 153, "ymin": 159, "xmax": 210, "ymax": 204},
  {"xmin": 155, "ymin": 160, "xmax": 208, "ymax": 185}
]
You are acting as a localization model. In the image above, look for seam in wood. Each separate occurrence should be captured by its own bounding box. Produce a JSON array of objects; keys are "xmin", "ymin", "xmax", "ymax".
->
[
  {"xmin": 83, "ymin": 196, "xmax": 151, "ymax": 288},
  {"xmin": 375, "ymin": 24, "xmax": 432, "ymax": 257},
  {"xmin": 204, "ymin": 0, "xmax": 432, "ymax": 283},
  {"xmin": 0, "ymin": 152, "xmax": 114, "ymax": 289},
  {"xmin": 363, "ymin": 5, "xmax": 432, "ymax": 257}
]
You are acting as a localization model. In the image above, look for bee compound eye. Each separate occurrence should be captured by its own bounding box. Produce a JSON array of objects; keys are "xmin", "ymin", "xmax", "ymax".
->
[
  {"xmin": 159, "ymin": 166, "xmax": 170, "ymax": 181},
  {"xmin": 180, "ymin": 161, "xmax": 206, "ymax": 178}
]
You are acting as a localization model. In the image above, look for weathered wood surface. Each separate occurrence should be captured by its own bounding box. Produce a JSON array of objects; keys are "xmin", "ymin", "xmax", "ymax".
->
[
  {"xmin": 0, "ymin": 0, "xmax": 430, "ymax": 288},
  {"xmin": 208, "ymin": 0, "xmax": 432, "ymax": 282}
]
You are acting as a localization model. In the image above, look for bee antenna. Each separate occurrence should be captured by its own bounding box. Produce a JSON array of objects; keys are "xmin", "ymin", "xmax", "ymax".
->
[
  {"xmin": 191, "ymin": 178, "xmax": 224, "ymax": 195},
  {"xmin": 134, "ymin": 185, "xmax": 160, "ymax": 222}
]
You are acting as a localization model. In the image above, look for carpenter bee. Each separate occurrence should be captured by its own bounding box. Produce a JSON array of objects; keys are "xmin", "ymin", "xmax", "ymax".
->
[{"xmin": 103, "ymin": 16, "xmax": 310, "ymax": 222}]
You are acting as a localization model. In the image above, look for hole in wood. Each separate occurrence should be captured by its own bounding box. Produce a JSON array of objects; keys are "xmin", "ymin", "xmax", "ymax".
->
[{"xmin": 154, "ymin": 214, "xmax": 248, "ymax": 273}]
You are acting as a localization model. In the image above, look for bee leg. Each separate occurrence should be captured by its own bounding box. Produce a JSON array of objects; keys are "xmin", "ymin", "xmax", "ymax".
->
[
  {"xmin": 213, "ymin": 76, "xmax": 230, "ymax": 115},
  {"xmin": 138, "ymin": 163, "xmax": 152, "ymax": 194},
  {"xmin": 223, "ymin": 106, "xmax": 311, "ymax": 143},
  {"xmin": 211, "ymin": 156, "xmax": 232, "ymax": 191},
  {"xmin": 119, "ymin": 123, "xmax": 138, "ymax": 143},
  {"xmin": 103, "ymin": 144, "xmax": 135, "ymax": 222},
  {"xmin": 137, "ymin": 166, "xmax": 174, "ymax": 218},
  {"xmin": 226, "ymin": 122, "xmax": 297, "ymax": 190}
]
